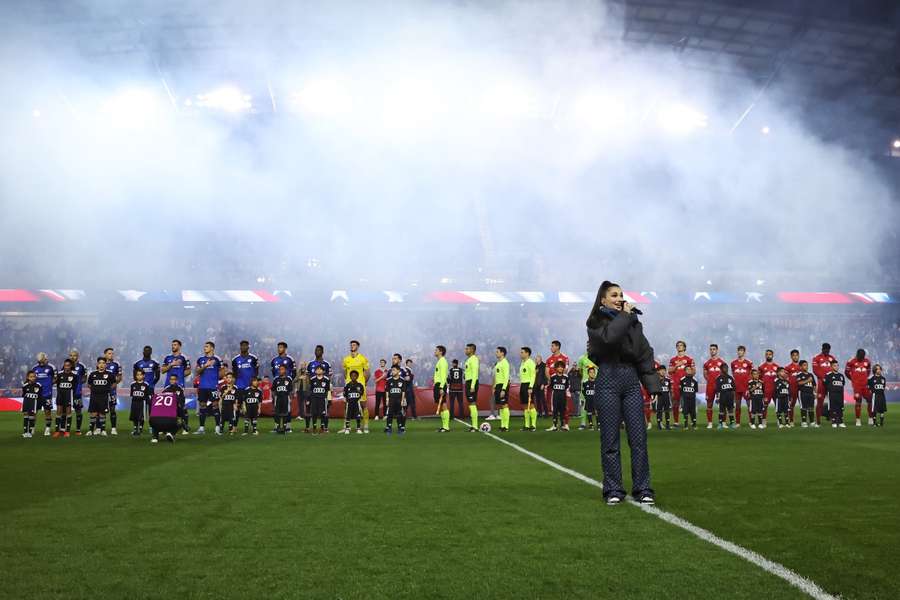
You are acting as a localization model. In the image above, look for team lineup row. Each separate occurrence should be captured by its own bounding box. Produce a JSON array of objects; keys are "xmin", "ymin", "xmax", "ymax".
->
[{"xmin": 17, "ymin": 338, "xmax": 890, "ymax": 440}]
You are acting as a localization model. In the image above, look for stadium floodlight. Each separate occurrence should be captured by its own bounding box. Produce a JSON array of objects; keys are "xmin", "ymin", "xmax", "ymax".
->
[
  {"xmin": 196, "ymin": 86, "xmax": 252, "ymax": 112},
  {"xmin": 657, "ymin": 103, "xmax": 708, "ymax": 134},
  {"xmin": 100, "ymin": 89, "xmax": 162, "ymax": 128},
  {"xmin": 291, "ymin": 79, "xmax": 353, "ymax": 117},
  {"xmin": 761, "ymin": 125, "xmax": 771, "ymax": 135},
  {"xmin": 893, "ymin": 139, "xmax": 900, "ymax": 149}
]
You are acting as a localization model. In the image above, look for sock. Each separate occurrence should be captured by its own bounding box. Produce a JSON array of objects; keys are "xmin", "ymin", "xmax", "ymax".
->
[
  {"xmin": 580, "ymin": 405, "xmax": 587, "ymax": 427},
  {"xmin": 323, "ymin": 415, "xmax": 329, "ymax": 430},
  {"xmin": 45, "ymin": 415, "xmax": 52, "ymax": 430},
  {"xmin": 76, "ymin": 411, "xmax": 83, "ymax": 430},
  {"xmin": 252, "ymin": 418, "xmax": 258, "ymax": 432},
  {"xmin": 23, "ymin": 416, "xmax": 29, "ymax": 434},
  {"xmin": 55, "ymin": 416, "xmax": 61, "ymax": 431},
  {"xmin": 718, "ymin": 411, "xmax": 724, "ymax": 425},
  {"xmin": 855, "ymin": 403, "xmax": 861, "ymax": 419},
  {"xmin": 500, "ymin": 406, "xmax": 509, "ymax": 429},
  {"xmin": 109, "ymin": 410, "xmax": 117, "ymax": 429},
  {"xmin": 587, "ymin": 413, "xmax": 593, "ymax": 427},
  {"xmin": 182, "ymin": 414, "xmax": 189, "ymax": 431},
  {"xmin": 706, "ymin": 405, "xmax": 713, "ymax": 423},
  {"xmin": 99, "ymin": 415, "xmax": 106, "ymax": 431},
  {"xmin": 728, "ymin": 414, "xmax": 734, "ymax": 425},
  {"xmin": 199, "ymin": 408, "xmax": 207, "ymax": 428},
  {"xmin": 665, "ymin": 412, "xmax": 670, "ymax": 427},
  {"xmin": 386, "ymin": 414, "xmax": 393, "ymax": 428},
  {"xmin": 879, "ymin": 415, "xmax": 884, "ymax": 426},
  {"xmin": 399, "ymin": 413, "xmax": 407, "ymax": 429},
  {"xmin": 469, "ymin": 404, "xmax": 478, "ymax": 429},
  {"xmin": 65, "ymin": 415, "xmax": 71, "ymax": 432},
  {"xmin": 362, "ymin": 406, "xmax": 369, "ymax": 429},
  {"xmin": 523, "ymin": 407, "xmax": 531, "ymax": 429},
  {"xmin": 213, "ymin": 408, "xmax": 221, "ymax": 428},
  {"xmin": 531, "ymin": 407, "xmax": 538, "ymax": 428},
  {"xmin": 441, "ymin": 408, "xmax": 450, "ymax": 430},
  {"xmin": 356, "ymin": 416, "xmax": 361, "ymax": 429},
  {"xmin": 244, "ymin": 419, "xmax": 250, "ymax": 433},
  {"xmin": 305, "ymin": 416, "xmax": 311, "ymax": 428}
]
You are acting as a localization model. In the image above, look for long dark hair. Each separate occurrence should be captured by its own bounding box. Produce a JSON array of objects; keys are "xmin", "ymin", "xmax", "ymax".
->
[{"xmin": 586, "ymin": 280, "xmax": 620, "ymax": 329}]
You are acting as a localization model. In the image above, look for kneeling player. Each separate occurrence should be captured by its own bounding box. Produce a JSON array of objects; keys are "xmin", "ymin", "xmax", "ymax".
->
[
  {"xmin": 129, "ymin": 369, "xmax": 152, "ymax": 436},
  {"xmin": 343, "ymin": 370, "xmax": 365, "ymax": 434},
  {"xmin": 21, "ymin": 371, "xmax": 40, "ymax": 438},
  {"xmin": 242, "ymin": 377, "xmax": 262, "ymax": 435},
  {"xmin": 655, "ymin": 365, "xmax": 672, "ymax": 430},
  {"xmin": 679, "ymin": 366, "xmax": 698, "ymax": 430},
  {"xmin": 796, "ymin": 361, "xmax": 816, "ymax": 428},
  {"xmin": 220, "ymin": 373, "xmax": 239, "ymax": 434},
  {"xmin": 774, "ymin": 368, "xmax": 791, "ymax": 428},
  {"xmin": 384, "ymin": 366, "xmax": 407, "ymax": 435},
  {"xmin": 748, "ymin": 370, "xmax": 765, "ymax": 429},
  {"xmin": 581, "ymin": 366, "xmax": 597, "ymax": 430},
  {"xmin": 714, "ymin": 364, "xmax": 736, "ymax": 429},
  {"xmin": 149, "ymin": 388, "xmax": 179, "ymax": 444},
  {"xmin": 162, "ymin": 374, "xmax": 189, "ymax": 435},
  {"xmin": 824, "ymin": 360, "xmax": 846, "ymax": 428},
  {"xmin": 869, "ymin": 365, "xmax": 887, "ymax": 427}
]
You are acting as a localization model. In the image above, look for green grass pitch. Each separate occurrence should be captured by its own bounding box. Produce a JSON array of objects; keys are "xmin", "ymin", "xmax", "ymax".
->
[{"xmin": 1, "ymin": 410, "xmax": 897, "ymax": 600}]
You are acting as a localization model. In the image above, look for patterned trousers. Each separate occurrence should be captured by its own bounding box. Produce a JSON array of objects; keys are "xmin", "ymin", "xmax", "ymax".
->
[{"xmin": 595, "ymin": 363, "xmax": 653, "ymax": 499}]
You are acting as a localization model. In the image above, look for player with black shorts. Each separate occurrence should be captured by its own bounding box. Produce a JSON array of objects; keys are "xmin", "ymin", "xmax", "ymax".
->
[
  {"xmin": 162, "ymin": 374, "xmax": 188, "ymax": 435},
  {"xmin": 53, "ymin": 359, "xmax": 77, "ymax": 438},
  {"xmin": 679, "ymin": 365, "xmax": 698, "ymax": 430},
  {"xmin": 714, "ymin": 363, "xmax": 736, "ymax": 430},
  {"xmin": 21, "ymin": 371, "xmax": 41, "ymax": 438},
  {"xmin": 87, "ymin": 357, "xmax": 114, "ymax": 437},
  {"xmin": 748, "ymin": 370, "xmax": 766, "ymax": 429},
  {"xmin": 547, "ymin": 361, "xmax": 569, "ymax": 432},
  {"xmin": 103, "ymin": 348, "xmax": 122, "ymax": 436},
  {"xmin": 129, "ymin": 370, "xmax": 152, "ymax": 436},
  {"xmin": 219, "ymin": 373, "xmax": 239, "ymax": 435},
  {"xmin": 796, "ymin": 361, "xmax": 816, "ymax": 428},
  {"xmin": 448, "ymin": 359, "xmax": 465, "ymax": 420},
  {"xmin": 272, "ymin": 365, "xmax": 294, "ymax": 434},
  {"xmin": 581, "ymin": 366, "xmax": 597, "ymax": 430},
  {"xmin": 68, "ymin": 349, "xmax": 88, "ymax": 435},
  {"xmin": 384, "ymin": 366, "xmax": 407, "ymax": 435},
  {"xmin": 519, "ymin": 347, "xmax": 537, "ymax": 431},
  {"xmin": 242, "ymin": 377, "xmax": 263, "ymax": 435},
  {"xmin": 308, "ymin": 366, "xmax": 331, "ymax": 434},
  {"xmin": 464, "ymin": 344, "xmax": 480, "ymax": 432},
  {"xmin": 774, "ymin": 368, "xmax": 791, "ymax": 429},
  {"xmin": 655, "ymin": 365, "xmax": 672, "ymax": 430},
  {"xmin": 194, "ymin": 341, "xmax": 223, "ymax": 435},
  {"xmin": 31, "ymin": 353, "xmax": 56, "ymax": 437},
  {"xmin": 343, "ymin": 370, "xmax": 365, "ymax": 434},
  {"xmin": 433, "ymin": 345, "xmax": 450, "ymax": 432},
  {"xmin": 869, "ymin": 365, "xmax": 887, "ymax": 427},
  {"xmin": 824, "ymin": 360, "xmax": 846, "ymax": 427}
]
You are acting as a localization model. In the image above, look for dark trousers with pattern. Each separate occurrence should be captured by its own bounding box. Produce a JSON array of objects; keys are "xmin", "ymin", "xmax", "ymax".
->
[{"xmin": 596, "ymin": 363, "xmax": 653, "ymax": 499}]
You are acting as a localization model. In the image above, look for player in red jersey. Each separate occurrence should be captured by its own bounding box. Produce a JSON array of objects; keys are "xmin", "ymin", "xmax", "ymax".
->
[
  {"xmin": 758, "ymin": 349, "xmax": 780, "ymax": 422},
  {"xmin": 668, "ymin": 341, "xmax": 694, "ymax": 427},
  {"xmin": 844, "ymin": 348, "xmax": 873, "ymax": 426},
  {"xmin": 731, "ymin": 345, "xmax": 753, "ymax": 426},
  {"xmin": 702, "ymin": 344, "xmax": 726, "ymax": 429},
  {"xmin": 544, "ymin": 341, "xmax": 570, "ymax": 425},
  {"xmin": 811, "ymin": 343, "xmax": 835, "ymax": 425},
  {"xmin": 783, "ymin": 349, "xmax": 803, "ymax": 427}
]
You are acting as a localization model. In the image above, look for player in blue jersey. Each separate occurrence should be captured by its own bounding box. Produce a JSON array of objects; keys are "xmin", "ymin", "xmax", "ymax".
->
[
  {"xmin": 230, "ymin": 340, "xmax": 258, "ymax": 430},
  {"xmin": 133, "ymin": 345, "xmax": 160, "ymax": 432},
  {"xmin": 271, "ymin": 342, "xmax": 296, "ymax": 432},
  {"xmin": 307, "ymin": 345, "xmax": 331, "ymax": 431},
  {"xmin": 103, "ymin": 347, "xmax": 123, "ymax": 435},
  {"xmin": 31, "ymin": 352, "xmax": 56, "ymax": 436},
  {"xmin": 195, "ymin": 341, "xmax": 224, "ymax": 435},
  {"xmin": 161, "ymin": 339, "xmax": 192, "ymax": 432},
  {"xmin": 68, "ymin": 349, "xmax": 88, "ymax": 435}
]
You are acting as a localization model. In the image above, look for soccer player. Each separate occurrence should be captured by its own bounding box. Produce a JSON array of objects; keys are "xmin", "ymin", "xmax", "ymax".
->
[
  {"xmin": 519, "ymin": 347, "xmax": 537, "ymax": 431},
  {"xmin": 448, "ymin": 359, "xmax": 465, "ymax": 420},
  {"xmin": 21, "ymin": 371, "xmax": 40, "ymax": 438},
  {"xmin": 824, "ymin": 359, "xmax": 846, "ymax": 427},
  {"xmin": 133, "ymin": 345, "xmax": 160, "ymax": 429},
  {"xmin": 103, "ymin": 347, "xmax": 122, "ymax": 435},
  {"xmin": 31, "ymin": 352, "xmax": 56, "ymax": 437},
  {"xmin": 129, "ymin": 369, "xmax": 152, "ymax": 436},
  {"xmin": 384, "ymin": 365, "xmax": 407, "ymax": 435},
  {"xmin": 655, "ymin": 365, "xmax": 672, "ymax": 430},
  {"xmin": 748, "ymin": 370, "xmax": 765, "ymax": 429},
  {"xmin": 433, "ymin": 345, "xmax": 450, "ymax": 432},
  {"xmin": 702, "ymin": 344, "xmax": 726, "ymax": 429},
  {"xmin": 220, "ymin": 372, "xmax": 239, "ymax": 434},
  {"xmin": 231, "ymin": 340, "xmax": 259, "ymax": 411},
  {"xmin": 161, "ymin": 340, "xmax": 192, "ymax": 432},
  {"xmin": 343, "ymin": 370, "xmax": 365, "ymax": 434},
  {"xmin": 812, "ymin": 343, "xmax": 836, "ymax": 426},
  {"xmin": 68, "ymin": 349, "xmax": 88, "ymax": 435},
  {"xmin": 668, "ymin": 341, "xmax": 694, "ymax": 427},
  {"xmin": 784, "ymin": 349, "xmax": 803, "ymax": 426},
  {"xmin": 581, "ymin": 366, "xmax": 598, "ymax": 430},
  {"xmin": 714, "ymin": 363, "xmax": 736, "ymax": 429},
  {"xmin": 544, "ymin": 341, "xmax": 569, "ymax": 425},
  {"xmin": 373, "ymin": 359, "xmax": 388, "ymax": 420},
  {"xmin": 796, "ymin": 361, "xmax": 817, "ymax": 428},
  {"xmin": 272, "ymin": 364, "xmax": 294, "ymax": 434},
  {"xmin": 774, "ymin": 367, "xmax": 791, "ymax": 429},
  {"xmin": 679, "ymin": 365, "xmax": 698, "ymax": 430},
  {"xmin": 731, "ymin": 345, "xmax": 753, "ymax": 427},
  {"xmin": 87, "ymin": 357, "xmax": 114, "ymax": 437},
  {"xmin": 758, "ymin": 349, "xmax": 780, "ymax": 423},
  {"xmin": 308, "ymin": 365, "xmax": 331, "ymax": 434},
  {"xmin": 148, "ymin": 385, "xmax": 178, "ymax": 444},
  {"xmin": 195, "ymin": 341, "xmax": 224, "ymax": 435},
  {"xmin": 342, "ymin": 340, "xmax": 370, "ymax": 433},
  {"xmin": 404, "ymin": 358, "xmax": 417, "ymax": 420},
  {"xmin": 271, "ymin": 342, "xmax": 296, "ymax": 432},
  {"xmin": 241, "ymin": 377, "xmax": 263, "ymax": 435},
  {"xmin": 547, "ymin": 360, "xmax": 569, "ymax": 432},
  {"xmin": 162, "ymin": 373, "xmax": 188, "ymax": 435},
  {"xmin": 534, "ymin": 354, "xmax": 548, "ymax": 418},
  {"xmin": 493, "ymin": 347, "xmax": 511, "ymax": 432},
  {"xmin": 464, "ymin": 344, "xmax": 480, "ymax": 432},
  {"xmin": 53, "ymin": 359, "xmax": 77, "ymax": 438},
  {"xmin": 845, "ymin": 348, "xmax": 873, "ymax": 426},
  {"xmin": 869, "ymin": 364, "xmax": 887, "ymax": 427}
]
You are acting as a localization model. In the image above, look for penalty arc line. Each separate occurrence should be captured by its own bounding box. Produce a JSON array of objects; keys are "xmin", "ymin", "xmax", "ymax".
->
[{"xmin": 453, "ymin": 419, "xmax": 839, "ymax": 600}]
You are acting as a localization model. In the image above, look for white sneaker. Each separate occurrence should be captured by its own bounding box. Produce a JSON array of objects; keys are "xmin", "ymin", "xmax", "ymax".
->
[
  {"xmin": 44, "ymin": 427, "xmax": 51, "ymax": 436},
  {"xmin": 750, "ymin": 424, "xmax": 756, "ymax": 430},
  {"xmin": 181, "ymin": 430, "xmax": 190, "ymax": 436},
  {"xmin": 801, "ymin": 422, "xmax": 808, "ymax": 428},
  {"xmin": 706, "ymin": 423, "xmax": 713, "ymax": 429},
  {"xmin": 761, "ymin": 423, "xmax": 767, "ymax": 429},
  {"xmin": 342, "ymin": 429, "xmax": 350, "ymax": 435},
  {"xmin": 561, "ymin": 424, "xmax": 570, "ymax": 431},
  {"xmin": 356, "ymin": 428, "xmax": 363, "ymax": 434},
  {"xmin": 486, "ymin": 414, "xmax": 498, "ymax": 420},
  {"xmin": 215, "ymin": 426, "xmax": 221, "ymax": 435},
  {"xmin": 812, "ymin": 423, "xmax": 820, "ymax": 428},
  {"xmin": 778, "ymin": 424, "xmax": 783, "ymax": 429},
  {"xmin": 734, "ymin": 423, "xmax": 741, "ymax": 428},
  {"xmin": 839, "ymin": 423, "xmax": 847, "ymax": 428},
  {"xmin": 110, "ymin": 428, "xmax": 118, "ymax": 436},
  {"xmin": 855, "ymin": 419, "xmax": 861, "ymax": 427},
  {"xmin": 868, "ymin": 417, "xmax": 874, "ymax": 426},
  {"xmin": 546, "ymin": 426, "xmax": 558, "ymax": 432},
  {"xmin": 85, "ymin": 429, "xmax": 94, "ymax": 437},
  {"xmin": 832, "ymin": 423, "xmax": 837, "ymax": 428},
  {"xmin": 363, "ymin": 428, "xmax": 370, "ymax": 434},
  {"xmin": 100, "ymin": 430, "xmax": 107, "ymax": 436},
  {"xmin": 374, "ymin": 416, "xmax": 380, "ymax": 421},
  {"xmin": 193, "ymin": 427, "xmax": 205, "ymax": 435},
  {"xmin": 22, "ymin": 432, "xmax": 30, "ymax": 438},
  {"xmin": 151, "ymin": 438, "xmax": 158, "ymax": 444},
  {"xmin": 646, "ymin": 422, "xmax": 652, "ymax": 430}
]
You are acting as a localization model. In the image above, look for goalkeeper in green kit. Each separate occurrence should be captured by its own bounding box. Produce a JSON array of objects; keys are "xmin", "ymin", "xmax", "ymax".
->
[
  {"xmin": 433, "ymin": 345, "xmax": 450, "ymax": 432},
  {"xmin": 465, "ymin": 343, "xmax": 480, "ymax": 432},
  {"xmin": 494, "ymin": 347, "xmax": 511, "ymax": 432},
  {"xmin": 519, "ymin": 347, "xmax": 537, "ymax": 431}
]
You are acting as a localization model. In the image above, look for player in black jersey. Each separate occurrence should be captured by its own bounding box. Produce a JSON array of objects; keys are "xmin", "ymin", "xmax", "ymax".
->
[
  {"xmin": 242, "ymin": 377, "xmax": 262, "ymax": 435},
  {"xmin": 581, "ymin": 366, "xmax": 597, "ymax": 430},
  {"xmin": 547, "ymin": 361, "xmax": 569, "ymax": 432},
  {"xmin": 307, "ymin": 366, "xmax": 331, "ymax": 434},
  {"xmin": 448, "ymin": 359, "xmax": 465, "ymax": 420},
  {"xmin": 53, "ymin": 359, "xmax": 77, "ymax": 438},
  {"xmin": 129, "ymin": 370, "xmax": 152, "ymax": 436},
  {"xmin": 679, "ymin": 365, "xmax": 698, "ymax": 430},
  {"xmin": 796, "ymin": 361, "xmax": 816, "ymax": 428},
  {"xmin": 272, "ymin": 365, "xmax": 294, "ymax": 434},
  {"xmin": 21, "ymin": 371, "xmax": 41, "ymax": 438},
  {"xmin": 747, "ymin": 370, "xmax": 766, "ymax": 429},
  {"xmin": 824, "ymin": 359, "xmax": 846, "ymax": 427},
  {"xmin": 162, "ymin": 374, "xmax": 188, "ymax": 435},
  {"xmin": 868, "ymin": 364, "xmax": 887, "ymax": 427},
  {"xmin": 655, "ymin": 365, "xmax": 672, "ymax": 430},
  {"xmin": 714, "ymin": 363, "xmax": 736, "ymax": 430},
  {"xmin": 87, "ymin": 357, "xmax": 115, "ymax": 436},
  {"xmin": 342, "ymin": 370, "xmax": 365, "ymax": 434},
  {"xmin": 68, "ymin": 349, "xmax": 88, "ymax": 435},
  {"xmin": 774, "ymin": 368, "xmax": 791, "ymax": 429},
  {"xmin": 219, "ymin": 373, "xmax": 239, "ymax": 434},
  {"xmin": 384, "ymin": 366, "xmax": 407, "ymax": 435}
]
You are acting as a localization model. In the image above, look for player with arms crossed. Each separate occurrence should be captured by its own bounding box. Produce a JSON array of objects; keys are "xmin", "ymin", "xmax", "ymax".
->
[
  {"xmin": 868, "ymin": 365, "xmax": 887, "ymax": 427},
  {"xmin": 668, "ymin": 341, "xmax": 694, "ymax": 428},
  {"xmin": 845, "ymin": 349, "xmax": 873, "ymax": 427},
  {"xmin": 342, "ymin": 340, "xmax": 370, "ymax": 433},
  {"xmin": 433, "ymin": 345, "xmax": 450, "ymax": 433},
  {"xmin": 731, "ymin": 345, "xmax": 753, "ymax": 427}
]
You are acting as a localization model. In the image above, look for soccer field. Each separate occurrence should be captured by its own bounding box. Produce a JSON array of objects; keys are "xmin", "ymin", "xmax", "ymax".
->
[{"xmin": 2, "ymin": 412, "xmax": 897, "ymax": 600}]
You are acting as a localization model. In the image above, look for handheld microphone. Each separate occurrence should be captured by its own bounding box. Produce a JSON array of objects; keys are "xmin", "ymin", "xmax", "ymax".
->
[{"xmin": 631, "ymin": 307, "xmax": 643, "ymax": 316}]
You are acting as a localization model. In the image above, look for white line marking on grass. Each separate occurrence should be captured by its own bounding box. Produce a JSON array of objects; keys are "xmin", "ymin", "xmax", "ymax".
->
[{"xmin": 454, "ymin": 419, "xmax": 839, "ymax": 600}]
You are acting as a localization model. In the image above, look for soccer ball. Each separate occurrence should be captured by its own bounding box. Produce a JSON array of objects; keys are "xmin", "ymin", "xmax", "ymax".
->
[{"xmin": 480, "ymin": 422, "xmax": 492, "ymax": 433}]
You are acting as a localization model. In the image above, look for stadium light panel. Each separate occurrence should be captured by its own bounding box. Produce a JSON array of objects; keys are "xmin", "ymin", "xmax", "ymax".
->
[
  {"xmin": 196, "ymin": 87, "xmax": 252, "ymax": 112},
  {"xmin": 657, "ymin": 103, "xmax": 708, "ymax": 134}
]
